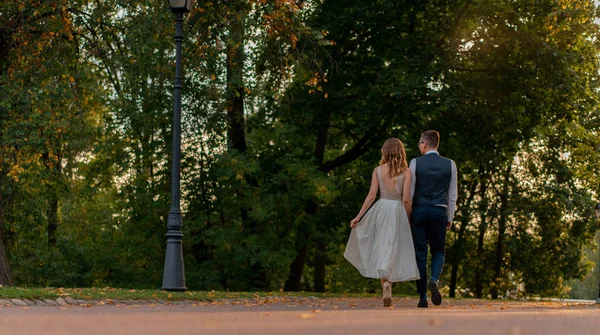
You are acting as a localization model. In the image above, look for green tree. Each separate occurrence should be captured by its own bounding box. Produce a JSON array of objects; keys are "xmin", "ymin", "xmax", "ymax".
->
[{"xmin": 0, "ymin": 0, "xmax": 105, "ymax": 286}]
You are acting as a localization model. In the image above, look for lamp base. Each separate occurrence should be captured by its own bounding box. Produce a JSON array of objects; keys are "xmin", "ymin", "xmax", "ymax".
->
[
  {"xmin": 161, "ymin": 287, "xmax": 187, "ymax": 292},
  {"xmin": 161, "ymin": 229, "xmax": 186, "ymax": 292}
]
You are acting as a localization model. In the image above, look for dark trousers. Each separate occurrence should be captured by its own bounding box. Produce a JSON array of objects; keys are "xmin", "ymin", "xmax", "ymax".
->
[{"xmin": 411, "ymin": 205, "xmax": 447, "ymax": 297}]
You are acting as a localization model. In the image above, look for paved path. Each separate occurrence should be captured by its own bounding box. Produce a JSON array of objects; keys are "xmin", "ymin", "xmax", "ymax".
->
[{"xmin": 0, "ymin": 297, "xmax": 598, "ymax": 334}]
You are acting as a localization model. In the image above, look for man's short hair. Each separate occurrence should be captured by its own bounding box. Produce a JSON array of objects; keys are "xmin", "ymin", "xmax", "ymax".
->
[{"xmin": 421, "ymin": 130, "xmax": 440, "ymax": 148}]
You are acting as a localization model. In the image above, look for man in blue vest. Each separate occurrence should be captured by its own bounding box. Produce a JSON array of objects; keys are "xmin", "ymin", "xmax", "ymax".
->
[{"xmin": 409, "ymin": 130, "xmax": 457, "ymax": 308}]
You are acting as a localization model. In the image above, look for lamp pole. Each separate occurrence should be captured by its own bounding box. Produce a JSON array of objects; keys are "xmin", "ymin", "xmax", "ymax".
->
[{"xmin": 162, "ymin": 0, "xmax": 194, "ymax": 291}]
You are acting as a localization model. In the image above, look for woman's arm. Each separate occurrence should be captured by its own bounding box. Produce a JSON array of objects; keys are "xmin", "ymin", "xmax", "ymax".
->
[
  {"xmin": 350, "ymin": 167, "xmax": 379, "ymax": 228},
  {"xmin": 402, "ymin": 169, "xmax": 412, "ymax": 218}
]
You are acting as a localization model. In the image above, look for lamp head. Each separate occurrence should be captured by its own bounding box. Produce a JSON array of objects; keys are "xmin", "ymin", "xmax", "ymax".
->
[{"xmin": 168, "ymin": 0, "xmax": 194, "ymax": 13}]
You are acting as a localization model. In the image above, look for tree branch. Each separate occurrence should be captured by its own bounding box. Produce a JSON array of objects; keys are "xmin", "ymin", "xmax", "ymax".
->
[{"xmin": 320, "ymin": 116, "xmax": 391, "ymax": 173}]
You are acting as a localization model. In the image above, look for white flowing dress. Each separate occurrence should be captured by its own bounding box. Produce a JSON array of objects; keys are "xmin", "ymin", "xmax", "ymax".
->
[{"xmin": 344, "ymin": 166, "xmax": 420, "ymax": 282}]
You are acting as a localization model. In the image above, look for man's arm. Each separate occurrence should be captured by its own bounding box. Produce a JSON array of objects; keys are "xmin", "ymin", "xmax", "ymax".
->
[
  {"xmin": 409, "ymin": 159, "xmax": 416, "ymax": 201},
  {"xmin": 447, "ymin": 160, "xmax": 458, "ymax": 224}
]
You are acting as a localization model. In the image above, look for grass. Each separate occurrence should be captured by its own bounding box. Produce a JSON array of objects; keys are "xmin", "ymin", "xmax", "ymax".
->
[
  {"xmin": 0, "ymin": 287, "xmax": 583, "ymax": 306},
  {"xmin": 0, "ymin": 287, "xmax": 381, "ymax": 301}
]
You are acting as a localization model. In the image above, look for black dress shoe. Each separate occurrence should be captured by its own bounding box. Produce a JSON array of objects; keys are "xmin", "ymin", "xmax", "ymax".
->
[
  {"xmin": 417, "ymin": 298, "xmax": 428, "ymax": 308},
  {"xmin": 429, "ymin": 279, "xmax": 442, "ymax": 306}
]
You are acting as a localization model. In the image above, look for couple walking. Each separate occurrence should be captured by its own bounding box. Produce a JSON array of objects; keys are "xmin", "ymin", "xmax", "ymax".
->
[{"xmin": 344, "ymin": 130, "xmax": 457, "ymax": 308}]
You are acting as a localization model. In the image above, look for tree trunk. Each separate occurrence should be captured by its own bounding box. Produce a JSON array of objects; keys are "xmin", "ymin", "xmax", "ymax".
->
[
  {"xmin": 0, "ymin": 31, "xmax": 13, "ymax": 285},
  {"xmin": 0, "ymin": 192, "xmax": 13, "ymax": 285},
  {"xmin": 449, "ymin": 181, "xmax": 477, "ymax": 297},
  {"xmin": 191, "ymin": 148, "xmax": 212, "ymax": 263},
  {"xmin": 310, "ymin": 114, "xmax": 330, "ymax": 292},
  {"xmin": 43, "ymin": 149, "xmax": 61, "ymax": 246},
  {"xmin": 491, "ymin": 165, "xmax": 511, "ymax": 299},
  {"xmin": 284, "ymin": 199, "xmax": 318, "ymax": 291},
  {"xmin": 48, "ymin": 197, "xmax": 58, "ymax": 246},
  {"xmin": 284, "ymin": 246, "xmax": 308, "ymax": 291},
  {"xmin": 226, "ymin": 4, "xmax": 247, "ymax": 153},
  {"xmin": 313, "ymin": 241, "xmax": 326, "ymax": 292},
  {"xmin": 475, "ymin": 178, "xmax": 488, "ymax": 298}
]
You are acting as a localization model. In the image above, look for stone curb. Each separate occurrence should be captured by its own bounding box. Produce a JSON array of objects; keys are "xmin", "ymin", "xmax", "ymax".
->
[{"xmin": 0, "ymin": 296, "xmax": 324, "ymax": 308}]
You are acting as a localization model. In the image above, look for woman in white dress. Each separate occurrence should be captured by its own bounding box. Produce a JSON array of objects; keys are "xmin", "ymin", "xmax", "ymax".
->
[{"xmin": 344, "ymin": 138, "xmax": 420, "ymax": 307}]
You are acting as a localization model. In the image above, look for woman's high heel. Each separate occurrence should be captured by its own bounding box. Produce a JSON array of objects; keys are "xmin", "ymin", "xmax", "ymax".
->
[{"xmin": 383, "ymin": 281, "xmax": 392, "ymax": 307}]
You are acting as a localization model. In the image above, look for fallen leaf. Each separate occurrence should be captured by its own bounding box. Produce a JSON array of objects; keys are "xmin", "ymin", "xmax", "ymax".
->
[
  {"xmin": 312, "ymin": 309, "xmax": 321, "ymax": 313},
  {"xmin": 298, "ymin": 313, "xmax": 315, "ymax": 320},
  {"xmin": 21, "ymin": 307, "xmax": 32, "ymax": 310},
  {"xmin": 428, "ymin": 319, "xmax": 444, "ymax": 326},
  {"xmin": 508, "ymin": 326, "xmax": 523, "ymax": 335}
]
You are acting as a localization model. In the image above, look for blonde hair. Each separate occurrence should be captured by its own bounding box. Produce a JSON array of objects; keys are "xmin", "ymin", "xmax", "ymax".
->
[{"xmin": 379, "ymin": 138, "xmax": 408, "ymax": 177}]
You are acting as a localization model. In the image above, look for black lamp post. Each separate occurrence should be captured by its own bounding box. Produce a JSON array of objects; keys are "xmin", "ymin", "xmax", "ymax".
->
[
  {"xmin": 162, "ymin": 0, "xmax": 194, "ymax": 292},
  {"xmin": 595, "ymin": 203, "xmax": 600, "ymax": 304}
]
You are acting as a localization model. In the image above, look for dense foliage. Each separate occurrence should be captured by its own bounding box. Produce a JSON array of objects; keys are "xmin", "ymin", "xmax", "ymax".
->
[{"xmin": 1, "ymin": 0, "xmax": 599, "ymax": 299}]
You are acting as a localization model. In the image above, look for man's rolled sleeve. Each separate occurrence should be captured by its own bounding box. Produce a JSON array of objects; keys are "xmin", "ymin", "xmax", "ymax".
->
[
  {"xmin": 447, "ymin": 160, "xmax": 458, "ymax": 222},
  {"xmin": 409, "ymin": 159, "xmax": 416, "ymax": 201}
]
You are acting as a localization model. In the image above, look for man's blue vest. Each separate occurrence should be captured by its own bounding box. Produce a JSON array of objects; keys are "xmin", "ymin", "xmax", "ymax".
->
[{"xmin": 413, "ymin": 153, "xmax": 452, "ymax": 206}]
